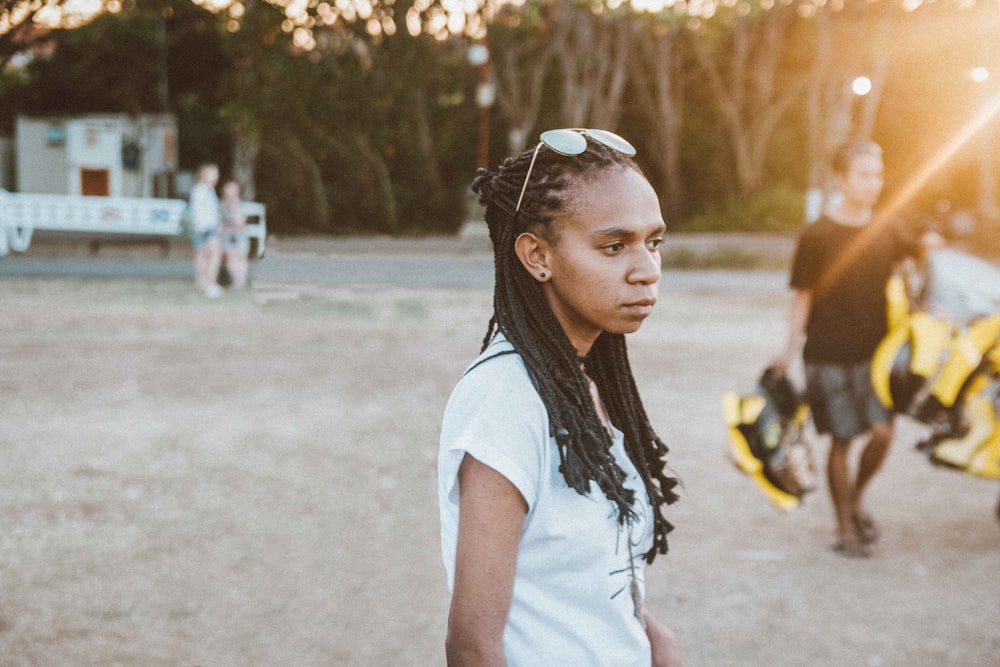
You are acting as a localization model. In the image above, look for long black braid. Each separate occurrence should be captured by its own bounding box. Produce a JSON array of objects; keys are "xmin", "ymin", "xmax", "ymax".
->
[{"xmin": 470, "ymin": 137, "xmax": 680, "ymax": 563}]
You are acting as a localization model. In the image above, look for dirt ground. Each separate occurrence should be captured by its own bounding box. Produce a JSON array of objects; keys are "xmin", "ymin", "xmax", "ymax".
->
[{"xmin": 1, "ymin": 262, "xmax": 998, "ymax": 666}]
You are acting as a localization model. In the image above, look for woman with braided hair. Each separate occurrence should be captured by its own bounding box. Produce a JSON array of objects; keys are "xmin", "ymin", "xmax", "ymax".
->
[{"xmin": 438, "ymin": 129, "xmax": 684, "ymax": 666}]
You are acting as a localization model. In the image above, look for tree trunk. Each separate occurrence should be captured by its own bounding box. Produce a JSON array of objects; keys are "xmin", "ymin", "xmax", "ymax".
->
[
  {"xmin": 632, "ymin": 22, "xmax": 685, "ymax": 222},
  {"xmin": 850, "ymin": 6, "xmax": 890, "ymax": 143},
  {"xmin": 689, "ymin": 10, "xmax": 805, "ymax": 199},
  {"xmin": 975, "ymin": 27, "xmax": 1000, "ymax": 228},
  {"xmin": 231, "ymin": 125, "xmax": 260, "ymax": 202},
  {"xmin": 553, "ymin": 2, "xmax": 631, "ymax": 130},
  {"xmin": 227, "ymin": 0, "xmax": 264, "ymax": 202},
  {"xmin": 492, "ymin": 24, "xmax": 561, "ymax": 156},
  {"xmin": 804, "ymin": 12, "xmax": 831, "ymax": 220},
  {"xmin": 412, "ymin": 87, "xmax": 443, "ymax": 194},
  {"xmin": 355, "ymin": 135, "xmax": 398, "ymax": 233}
]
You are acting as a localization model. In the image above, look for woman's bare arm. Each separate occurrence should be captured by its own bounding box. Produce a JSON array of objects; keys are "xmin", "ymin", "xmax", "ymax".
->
[
  {"xmin": 643, "ymin": 609, "xmax": 685, "ymax": 667},
  {"xmin": 446, "ymin": 454, "xmax": 528, "ymax": 666}
]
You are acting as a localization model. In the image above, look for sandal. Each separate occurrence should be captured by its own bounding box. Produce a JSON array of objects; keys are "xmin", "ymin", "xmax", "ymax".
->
[
  {"xmin": 852, "ymin": 512, "xmax": 879, "ymax": 545},
  {"xmin": 831, "ymin": 539, "xmax": 873, "ymax": 559}
]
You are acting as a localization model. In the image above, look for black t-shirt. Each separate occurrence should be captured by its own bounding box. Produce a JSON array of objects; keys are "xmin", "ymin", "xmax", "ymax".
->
[{"xmin": 790, "ymin": 215, "xmax": 913, "ymax": 363}]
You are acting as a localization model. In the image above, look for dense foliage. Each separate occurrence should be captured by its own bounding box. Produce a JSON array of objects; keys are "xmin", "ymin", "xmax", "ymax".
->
[{"xmin": 1, "ymin": 0, "xmax": 998, "ymax": 240}]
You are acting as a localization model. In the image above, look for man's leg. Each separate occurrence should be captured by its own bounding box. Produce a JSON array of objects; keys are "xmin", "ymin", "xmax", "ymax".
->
[
  {"xmin": 852, "ymin": 421, "xmax": 893, "ymax": 537},
  {"xmin": 827, "ymin": 437, "xmax": 869, "ymax": 556}
]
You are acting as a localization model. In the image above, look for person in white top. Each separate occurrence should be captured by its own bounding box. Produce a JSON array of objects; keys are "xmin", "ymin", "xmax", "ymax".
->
[
  {"xmin": 439, "ymin": 129, "xmax": 684, "ymax": 666},
  {"xmin": 189, "ymin": 162, "xmax": 223, "ymax": 298}
]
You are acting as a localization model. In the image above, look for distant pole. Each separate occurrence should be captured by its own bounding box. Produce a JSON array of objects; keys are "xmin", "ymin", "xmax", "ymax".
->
[
  {"xmin": 972, "ymin": 34, "xmax": 999, "ymax": 229},
  {"xmin": 468, "ymin": 44, "xmax": 494, "ymax": 169},
  {"xmin": 157, "ymin": 10, "xmax": 169, "ymax": 112}
]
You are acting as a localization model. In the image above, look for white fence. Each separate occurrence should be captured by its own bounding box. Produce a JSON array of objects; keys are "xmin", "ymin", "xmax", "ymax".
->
[{"xmin": 0, "ymin": 190, "xmax": 266, "ymax": 258}]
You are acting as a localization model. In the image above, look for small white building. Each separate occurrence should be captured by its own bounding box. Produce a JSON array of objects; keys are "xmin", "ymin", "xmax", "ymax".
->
[{"xmin": 15, "ymin": 113, "xmax": 178, "ymax": 198}]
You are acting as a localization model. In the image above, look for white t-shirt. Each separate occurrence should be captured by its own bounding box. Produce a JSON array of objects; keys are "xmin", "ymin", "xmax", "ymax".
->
[
  {"xmin": 439, "ymin": 334, "xmax": 654, "ymax": 666},
  {"xmin": 189, "ymin": 182, "xmax": 220, "ymax": 234}
]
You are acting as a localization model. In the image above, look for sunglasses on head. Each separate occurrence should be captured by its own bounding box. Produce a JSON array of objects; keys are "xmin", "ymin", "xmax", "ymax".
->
[{"xmin": 515, "ymin": 128, "xmax": 638, "ymax": 213}]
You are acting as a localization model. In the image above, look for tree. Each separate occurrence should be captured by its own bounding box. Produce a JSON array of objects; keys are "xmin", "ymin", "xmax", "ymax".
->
[
  {"xmin": 551, "ymin": 0, "xmax": 633, "ymax": 130},
  {"xmin": 630, "ymin": 14, "xmax": 687, "ymax": 221},
  {"xmin": 0, "ymin": 0, "xmax": 107, "ymax": 70},
  {"xmin": 801, "ymin": 1, "xmax": 891, "ymax": 215},
  {"xmin": 217, "ymin": 0, "xmax": 280, "ymax": 202},
  {"xmin": 484, "ymin": 2, "xmax": 562, "ymax": 155},
  {"xmin": 687, "ymin": 3, "xmax": 808, "ymax": 201}
]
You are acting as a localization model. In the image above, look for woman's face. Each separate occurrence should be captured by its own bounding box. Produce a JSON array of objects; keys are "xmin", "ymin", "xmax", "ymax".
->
[
  {"xmin": 536, "ymin": 167, "xmax": 665, "ymax": 354},
  {"xmin": 200, "ymin": 165, "xmax": 219, "ymax": 187}
]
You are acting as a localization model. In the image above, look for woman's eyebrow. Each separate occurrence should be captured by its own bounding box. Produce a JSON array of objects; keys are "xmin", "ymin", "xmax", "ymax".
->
[
  {"xmin": 591, "ymin": 226, "xmax": 639, "ymax": 240},
  {"xmin": 591, "ymin": 223, "xmax": 666, "ymax": 239}
]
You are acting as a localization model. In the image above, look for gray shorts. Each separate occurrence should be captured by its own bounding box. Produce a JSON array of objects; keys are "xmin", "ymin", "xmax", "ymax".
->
[
  {"xmin": 220, "ymin": 230, "xmax": 250, "ymax": 254},
  {"xmin": 805, "ymin": 360, "xmax": 890, "ymax": 440}
]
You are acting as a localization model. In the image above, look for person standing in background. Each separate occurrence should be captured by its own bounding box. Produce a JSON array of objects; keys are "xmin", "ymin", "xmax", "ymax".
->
[
  {"xmin": 772, "ymin": 141, "xmax": 943, "ymax": 558},
  {"xmin": 219, "ymin": 179, "xmax": 250, "ymax": 289},
  {"xmin": 189, "ymin": 163, "xmax": 223, "ymax": 298}
]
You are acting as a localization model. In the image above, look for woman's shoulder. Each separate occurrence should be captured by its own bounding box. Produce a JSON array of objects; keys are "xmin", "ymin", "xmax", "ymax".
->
[
  {"xmin": 458, "ymin": 337, "xmax": 532, "ymax": 391},
  {"xmin": 448, "ymin": 336, "xmax": 543, "ymax": 417},
  {"xmin": 463, "ymin": 335, "xmax": 518, "ymax": 374},
  {"xmin": 439, "ymin": 336, "xmax": 550, "ymax": 517}
]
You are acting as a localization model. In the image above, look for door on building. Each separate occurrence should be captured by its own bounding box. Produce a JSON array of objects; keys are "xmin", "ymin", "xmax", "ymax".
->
[{"xmin": 80, "ymin": 168, "xmax": 110, "ymax": 196}]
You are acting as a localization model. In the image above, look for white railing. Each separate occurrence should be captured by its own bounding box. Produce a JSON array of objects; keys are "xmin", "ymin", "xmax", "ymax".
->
[{"xmin": 0, "ymin": 190, "xmax": 266, "ymax": 259}]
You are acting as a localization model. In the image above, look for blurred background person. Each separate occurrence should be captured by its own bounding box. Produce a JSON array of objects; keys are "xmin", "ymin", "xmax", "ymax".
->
[
  {"xmin": 190, "ymin": 163, "xmax": 223, "ymax": 298},
  {"xmin": 773, "ymin": 141, "xmax": 943, "ymax": 558},
  {"xmin": 219, "ymin": 179, "xmax": 250, "ymax": 289}
]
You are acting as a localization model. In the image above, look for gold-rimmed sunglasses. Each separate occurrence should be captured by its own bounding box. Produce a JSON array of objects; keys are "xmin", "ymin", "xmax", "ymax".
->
[{"xmin": 515, "ymin": 129, "xmax": 638, "ymax": 213}]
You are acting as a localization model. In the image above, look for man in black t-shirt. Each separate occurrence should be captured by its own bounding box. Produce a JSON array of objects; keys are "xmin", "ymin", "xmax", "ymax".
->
[{"xmin": 774, "ymin": 141, "xmax": 941, "ymax": 558}]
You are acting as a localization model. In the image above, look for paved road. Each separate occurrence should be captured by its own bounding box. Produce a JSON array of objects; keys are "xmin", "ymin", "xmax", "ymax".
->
[
  {"xmin": 0, "ymin": 253, "xmax": 501, "ymax": 289},
  {"xmin": 0, "ymin": 234, "xmax": 789, "ymax": 291}
]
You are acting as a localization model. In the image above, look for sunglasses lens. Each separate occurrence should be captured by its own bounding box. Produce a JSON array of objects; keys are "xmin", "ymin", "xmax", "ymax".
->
[
  {"xmin": 540, "ymin": 129, "xmax": 588, "ymax": 156},
  {"xmin": 586, "ymin": 129, "xmax": 637, "ymax": 157}
]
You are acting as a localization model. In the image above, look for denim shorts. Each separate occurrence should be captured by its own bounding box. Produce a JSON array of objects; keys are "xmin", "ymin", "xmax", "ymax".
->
[
  {"xmin": 192, "ymin": 228, "xmax": 218, "ymax": 250},
  {"xmin": 805, "ymin": 360, "xmax": 890, "ymax": 440}
]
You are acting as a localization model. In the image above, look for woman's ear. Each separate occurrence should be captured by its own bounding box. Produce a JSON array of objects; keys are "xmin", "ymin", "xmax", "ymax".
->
[{"xmin": 514, "ymin": 232, "xmax": 552, "ymax": 282}]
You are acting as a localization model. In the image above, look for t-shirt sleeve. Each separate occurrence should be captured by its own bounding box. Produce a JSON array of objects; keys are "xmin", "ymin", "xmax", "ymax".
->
[
  {"xmin": 439, "ymin": 355, "xmax": 549, "ymax": 513},
  {"xmin": 789, "ymin": 226, "xmax": 820, "ymax": 291}
]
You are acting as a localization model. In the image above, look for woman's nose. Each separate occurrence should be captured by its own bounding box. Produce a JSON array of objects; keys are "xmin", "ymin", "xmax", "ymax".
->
[{"xmin": 629, "ymin": 248, "xmax": 662, "ymax": 284}]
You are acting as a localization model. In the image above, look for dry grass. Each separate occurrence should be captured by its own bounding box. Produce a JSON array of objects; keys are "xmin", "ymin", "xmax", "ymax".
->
[{"xmin": 0, "ymin": 275, "xmax": 997, "ymax": 666}]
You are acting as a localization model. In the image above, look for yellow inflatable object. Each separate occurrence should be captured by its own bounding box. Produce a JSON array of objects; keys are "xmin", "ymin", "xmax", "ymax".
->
[
  {"xmin": 910, "ymin": 314, "xmax": 953, "ymax": 379},
  {"xmin": 886, "ymin": 273, "xmax": 909, "ymax": 331},
  {"xmin": 874, "ymin": 263, "xmax": 1000, "ymax": 481},
  {"xmin": 967, "ymin": 430, "xmax": 1000, "ymax": 479},
  {"xmin": 871, "ymin": 317, "xmax": 912, "ymax": 410},
  {"xmin": 871, "ymin": 313, "xmax": 955, "ymax": 410},
  {"xmin": 931, "ymin": 314, "xmax": 1000, "ymax": 407},
  {"xmin": 927, "ymin": 393, "xmax": 1000, "ymax": 479},
  {"xmin": 722, "ymin": 392, "xmax": 812, "ymax": 511}
]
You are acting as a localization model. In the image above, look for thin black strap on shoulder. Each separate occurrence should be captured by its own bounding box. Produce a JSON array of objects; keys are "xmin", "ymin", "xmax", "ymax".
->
[{"xmin": 463, "ymin": 349, "xmax": 518, "ymax": 377}]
